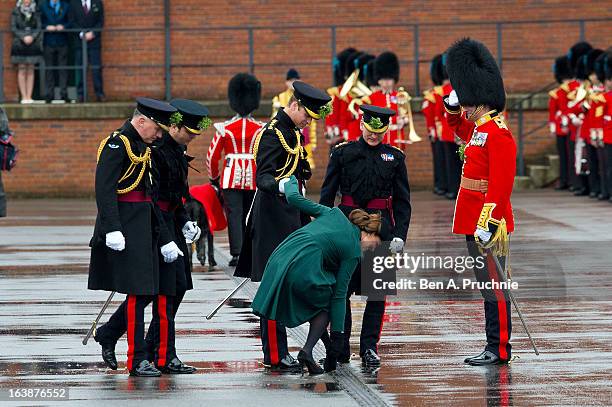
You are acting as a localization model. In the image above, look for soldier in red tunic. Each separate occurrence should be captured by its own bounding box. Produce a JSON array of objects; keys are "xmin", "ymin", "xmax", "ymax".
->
[
  {"xmin": 369, "ymin": 51, "xmax": 407, "ymax": 148},
  {"xmin": 422, "ymin": 54, "xmax": 448, "ymax": 196},
  {"xmin": 326, "ymin": 48, "xmax": 357, "ymax": 150},
  {"xmin": 602, "ymin": 54, "xmax": 612, "ymax": 203},
  {"xmin": 565, "ymin": 42, "xmax": 593, "ymax": 195},
  {"xmin": 444, "ymin": 38, "xmax": 516, "ymax": 366},
  {"xmin": 548, "ymin": 56, "xmax": 574, "ymax": 190},
  {"xmin": 207, "ymin": 73, "xmax": 264, "ymax": 266}
]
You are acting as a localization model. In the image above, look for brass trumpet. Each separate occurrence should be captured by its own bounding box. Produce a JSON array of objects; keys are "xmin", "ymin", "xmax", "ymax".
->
[{"xmin": 396, "ymin": 87, "xmax": 422, "ymax": 143}]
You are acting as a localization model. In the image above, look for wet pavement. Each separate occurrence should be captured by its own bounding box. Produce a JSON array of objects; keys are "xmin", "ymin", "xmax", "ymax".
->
[{"xmin": 0, "ymin": 191, "xmax": 611, "ymax": 406}]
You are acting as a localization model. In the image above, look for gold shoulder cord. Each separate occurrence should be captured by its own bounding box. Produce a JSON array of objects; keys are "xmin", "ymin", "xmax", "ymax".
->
[
  {"xmin": 252, "ymin": 120, "xmax": 303, "ymax": 181},
  {"xmin": 96, "ymin": 132, "xmax": 151, "ymax": 194}
]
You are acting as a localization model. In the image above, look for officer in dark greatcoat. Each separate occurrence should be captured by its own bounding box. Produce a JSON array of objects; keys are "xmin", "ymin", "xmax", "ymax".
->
[
  {"xmin": 91, "ymin": 99, "xmax": 210, "ymax": 375},
  {"xmin": 235, "ymin": 81, "xmax": 332, "ymax": 370},
  {"xmin": 88, "ymin": 98, "xmax": 183, "ymax": 376},
  {"xmin": 319, "ymin": 104, "xmax": 411, "ymax": 366}
]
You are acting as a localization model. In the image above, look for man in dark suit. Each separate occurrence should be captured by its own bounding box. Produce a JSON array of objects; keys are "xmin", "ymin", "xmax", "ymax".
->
[
  {"xmin": 40, "ymin": 0, "xmax": 71, "ymax": 102},
  {"xmin": 68, "ymin": 0, "xmax": 104, "ymax": 101}
]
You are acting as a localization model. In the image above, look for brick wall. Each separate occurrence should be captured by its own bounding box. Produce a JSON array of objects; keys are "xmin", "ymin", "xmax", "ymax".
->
[
  {"xmin": 1, "ymin": 1, "xmax": 611, "ymax": 101},
  {"xmin": 2, "ymin": 109, "xmax": 554, "ymax": 197}
]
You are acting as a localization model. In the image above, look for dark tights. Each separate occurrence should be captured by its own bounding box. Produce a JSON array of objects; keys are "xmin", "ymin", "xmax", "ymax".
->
[{"xmin": 303, "ymin": 311, "xmax": 329, "ymax": 355}]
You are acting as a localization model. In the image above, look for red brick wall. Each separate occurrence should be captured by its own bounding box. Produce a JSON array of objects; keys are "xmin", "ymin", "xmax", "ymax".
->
[
  {"xmin": 1, "ymin": 1, "xmax": 610, "ymax": 101},
  {"xmin": 2, "ymin": 110, "xmax": 553, "ymax": 197}
]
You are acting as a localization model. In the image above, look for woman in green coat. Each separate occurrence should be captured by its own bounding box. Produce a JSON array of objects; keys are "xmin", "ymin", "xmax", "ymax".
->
[{"xmin": 252, "ymin": 175, "xmax": 381, "ymax": 374}]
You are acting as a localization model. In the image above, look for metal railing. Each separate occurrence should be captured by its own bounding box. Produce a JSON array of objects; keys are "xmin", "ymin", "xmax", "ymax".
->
[
  {"xmin": 0, "ymin": 16, "xmax": 610, "ymax": 103},
  {"xmin": 507, "ymin": 81, "xmax": 559, "ymax": 176}
]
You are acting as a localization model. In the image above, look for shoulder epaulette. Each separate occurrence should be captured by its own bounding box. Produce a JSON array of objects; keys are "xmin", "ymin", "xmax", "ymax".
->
[
  {"xmin": 493, "ymin": 115, "xmax": 509, "ymax": 130},
  {"xmin": 433, "ymin": 86, "xmax": 444, "ymax": 96},
  {"xmin": 333, "ymin": 141, "xmax": 350, "ymax": 150},
  {"xmin": 548, "ymin": 88, "xmax": 559, "ymax": 99},
  {"xmin": 560, "ymin": 82, "xmax": 570, "ymax": 93},
  {"xmin": 423, "ymin": 89, "xmax": 437, "ymax": 103},
  {"xmin": 389, "ymin": 144, "xmax": 405, "ymax": 156}
]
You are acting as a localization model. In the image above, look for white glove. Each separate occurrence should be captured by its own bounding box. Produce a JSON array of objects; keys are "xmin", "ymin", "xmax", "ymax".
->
[
  {"xmin": 447, "ymin": 90, "xmax": 459, "ymax": 107},
  {"xmin": 160, "ymin": 241, "xmax": 184, "ymax": 263},
  {"xmin": 549, "ymin": 123, "xmax": 556, "ymax": 134},
  {"xmin": 278, "ymin": 178, "xmax": 290, "ymax": 194},
  {"xmin": 389, "ymin": 237, "xmax": 404, "ymax": 254},
  {"xmin": 105, "ymin": 231, "xmax": 125, "ymax": 251},
  {"xmin": 182, "ymin": 221, "xmax": 201, "ymax": 243},
  {"xmin": 475, "ymin": 228, "xmax": 492, "ymax": 245}
]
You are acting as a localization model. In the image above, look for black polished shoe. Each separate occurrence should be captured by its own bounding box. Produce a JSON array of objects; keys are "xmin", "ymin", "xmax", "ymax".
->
[
  {"xmin": 159, "ymin": 357, "xmax": 196, "ymax": 374},
  {"xmin": 271, "ymin": 354, "xmax": 301, "ymax": 371},
  {"xmin": 554, "ymin": 184, "xmax": 569, "ymax": 191},
  {"xmin": 574, "ymin": 188, "xmax": 588, "ymax": 196},
  {"xmin": 598, "ymin": 194, "xmax": 610, "ymax": 201},
  {"xmin": 589, "ymin": 192, "xmax": 598, "ymax": 199},
  {"xmin": 297, "ymin": 350, "xmax": 324, "ymax": 375},
  {"xmin": 445, "ymin": 192, "xmax": 457, "ymax": 200},
  {"xmin": 361, "ymin": 349, "xmax": 381, "ymax": 366},
  {"xmin": 465, "ymin": 350, "xmax": 508, "ymax": 366},
  {"xmin": 129, "ymin": 360, "xmax": 162, "ymax": 377},
  {"xmin": 228, "ymin": 256, "xmax": 239, "ymax": 267},
  {"xmin": 94, "ymin": 335, "xmax": 117, "ymax": 370}
]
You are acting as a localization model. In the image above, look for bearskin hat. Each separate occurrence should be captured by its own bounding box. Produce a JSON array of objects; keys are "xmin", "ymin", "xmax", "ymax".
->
[
  {"xmin": 606, "ymin": 52, "xmax": 612, "ymax": 81},
  {"xmin": 344, "ymin": 51, "xmax": 363, "ymax": 78},
  {"xmin": 228, "ymin": 73, "xmax": 261, "ymax": 116},
  {"xmin": 333, "ymin": 47, "xmax": 357, "ymax": 86},
  {"xmin": 553, "ymin": 56, "xmax": 572, "ymax": 83},
  {"xmin": 430, "ymin": 54, "xmax": 444, "ymax": 86},
  {"xmin": 374, "ymin": 51, "xmax": 400, "ymax": 82},
  {"xmin": 356, "ymin": 53, "xmax": 375, "ymax": 81},
  {"xmin": 365, "ymin": 59, "xmax": 377, "ymax": 87},
  {"xmin": 585, "ymin": 49, "xmax": 604, "ymax": 75},
  {"xmin": 445, "ymin": 38, "xmax": 506, "ymax": 112},
  {"xmin": 594, "ymin": 52, "xmax": 608, "ymax": 83},
  {"xmin": 575, "ymin": 55, "xmax": 590, "ymax": 80},
  {"xmin": 567, "ymin": 41, "xmax": 592, "ymax": 75}
]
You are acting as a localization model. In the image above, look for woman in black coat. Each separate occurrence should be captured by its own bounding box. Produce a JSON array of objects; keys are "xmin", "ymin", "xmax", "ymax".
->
[{"xmin": 10, "ymin": 0, "xmax": 43, "ymax": 103}]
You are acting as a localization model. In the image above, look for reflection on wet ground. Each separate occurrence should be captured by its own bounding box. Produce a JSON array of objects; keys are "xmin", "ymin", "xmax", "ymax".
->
[{"xmin": 1, "ymin": 191, "xmax": 611, "ymax": 406}]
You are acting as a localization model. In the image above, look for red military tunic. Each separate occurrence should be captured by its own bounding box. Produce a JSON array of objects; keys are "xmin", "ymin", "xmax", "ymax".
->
[
  {"xmin": 421, "ymin": 88, "xmax": 439, "ymax": 139},
  {"xmin": 368, "ymin": 89, "xmax": 405, "ymax": 147},
  {"xmin": 564, "ymin": 80, "xmax": 583, "ymax": 142},
  {"xmin": 434, "ymin": 83, "xmax": 455, "ymax": 143},
  {"xmin": 548, "ymin": 81, "xmax": 572, "ymax": 136},
  {"xmin": 206, "ymin": 115, "xmax": 264, "ymax": 190},
  {"xmin": 584, "ymin": 86, "xmax": 607, "ymax": 145},
  {"xmin": 446, "ymin": 109, "xmax": 516, "ymax": 235},
  {"xmin": 604, "ymin": 90, "xmax": 612, "ymax": 145}
]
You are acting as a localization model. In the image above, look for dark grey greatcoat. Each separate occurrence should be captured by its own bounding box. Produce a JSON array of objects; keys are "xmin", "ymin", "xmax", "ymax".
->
[
  {"xmin": 234, "ymin": 109, "xmax": 311, "ymax": 282},
  {"xmin": 88, "ymin": 121, "xmax": 164, "ymax": 295}
]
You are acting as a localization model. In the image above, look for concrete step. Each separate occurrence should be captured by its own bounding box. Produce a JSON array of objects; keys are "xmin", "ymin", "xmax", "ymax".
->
[{"xmin": 514, "ymin": 175, "xmax": 534, "ymax": 191}]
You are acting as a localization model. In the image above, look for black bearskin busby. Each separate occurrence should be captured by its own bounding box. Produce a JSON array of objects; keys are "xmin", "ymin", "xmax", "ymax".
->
[
  {"xmin": 345, "ymin": 51, "xmax": 363, "ymax": 78},
  {"xmin": 228, "ymin": 73, "xmax": 261, "ymax": 117},
  {"xmin": 356, "ymin": 53, "xmax": 375, "ymax": 81},
  {"xmin": 333, "ymin": 47, "xmax": 357, "ymax": 86},
  {"xmin": 606, "ymin": 52, "xmax": 612, "ymax": 81},
  {"xmin": 594, "ymin": 52, "xmax": 608, "ymax": 83},
  {"xmin": 553, "ymin": 55, "xmax": 573, "ymax": 83},
  {"xmin": 365, "ymin": 59, "xmax": 377, "ymax": 88},
  {"xmin": 567, "ymin": 41, "xmax": 592, "ymax": 76},
  {"xmin": 445, "ymin": 38, "xmax": 506, "ymax": 112},
  {"xmin": 430, "ymin": 54, "xmax": 444, "ymax": 86},
  {"xmin": 585, "ymin": 49, "xmax": 604, "ymax": 75},
  {"xmin": 374, "ymin": 51, "xmax": 400, "ymax": 82}
]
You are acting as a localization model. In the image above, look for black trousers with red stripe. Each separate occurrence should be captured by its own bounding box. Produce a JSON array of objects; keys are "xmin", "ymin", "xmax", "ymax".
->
[
  {"xmin": 260, "ymin": 317, "xmax": 289, "ymax": 365},
  {"xmin": 95, "ymin": 294, "xmax": 175, "ymax": 369},
  {"xmin": 466, "ymin": 236, "xmax": 512, "ymax": 360}
]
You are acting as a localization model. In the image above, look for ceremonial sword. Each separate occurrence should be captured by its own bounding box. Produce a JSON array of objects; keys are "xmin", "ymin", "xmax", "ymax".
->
[
  {"xmin": 486, "ymin": 248, "xmax": 539, "ymax": 355},
  {"xmin": 205, "ymin": 278, "xmax": 249, "ymax": 320},
  {"xmin": 82, "ymin": 291, "xmax": 115, "ymax": 345}
]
